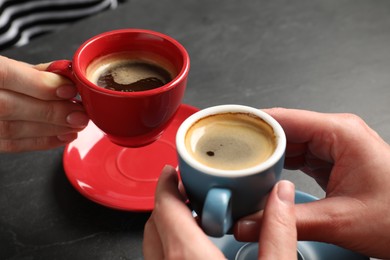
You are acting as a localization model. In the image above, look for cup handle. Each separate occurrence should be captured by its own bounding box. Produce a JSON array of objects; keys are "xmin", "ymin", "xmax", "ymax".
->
[
  {"xmin": 47, "ymin": 60, "xmax": 74, "ymax": 79},
  {"xmin": 202, "ymin": 188, "xmax": 233, "ymax": 237},
  {"xmin": 47, "ymin": 60, "xmax": 82, "ymax": 103}
]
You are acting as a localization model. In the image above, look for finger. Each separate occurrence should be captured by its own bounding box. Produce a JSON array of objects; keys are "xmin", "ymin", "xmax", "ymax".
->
[
  {"xmin": 0, "ymin": 121, "xmax": 80, "ymax": 139},
  {"xmin": 178, "ymin": 180, "xmax": 189, "ymax": 202},
  {"xmin": 284, "ymin": 156, "xmax": 306, "ymax": 170},
  {"xmin": 152, "ymin": 165, "xmax": 224, "ymax": 258},
  {"xmin": 294, "ymin": 197, "xmax": 368, "ymax": 242},
  {"xmin": 263, "ymin": 108, "xmax": 335, "ymax": 163},
  {"xmin": 234, "ymin": 196, "xmax": 360, "ymax": 244},
  {"xmin": 262, "ymin": 108, "xmax": 376, "ymax": 162},
  {"xmin": 233, "ymin": 183, "xmax": 296, "ymax": 243},
  {"xmin": 263, "ymin": 108, "xmax": 336, "ymax": 144},
  {"xmin": 235, "ymin": 195, "xmax": 374, "ymax": 254},
  {"xmin": 0, "ymin": 90, "xmax": 88, "ymax": 128},
  {"xmin": 285, "ymin": 142, "xmax": 307, "ymax": 158},
  {"xmin": 0, "ymin": 56, "xmax": 77, "ymax": 100},
  {"xmin": 258, "ymin": 181, "xmax": 297, "ymax": 259},
  {"xmin": 153, "ymin": 165, "xmax": 202, "ymax": 244},
  {"xmin": 0, "ymin": 134, "xmax": 77, "ymax": 153},
  {"xmin": 34, "ymin": 62, "xmax": 51, "ymax": 71},
  {"xmin": 297, "ymin": 198, "xmax": 390, "ymax": 259},
  {"xmin": 285, "ymin": 143, "xmax": 333, "ymax": 172},
  {"xmin": 234, "ymin": 210, "xmax": 263, "ymax": 242},
  {"xmin": 143, "ymin": 214, "xmax": 164, "ymax": 260}
]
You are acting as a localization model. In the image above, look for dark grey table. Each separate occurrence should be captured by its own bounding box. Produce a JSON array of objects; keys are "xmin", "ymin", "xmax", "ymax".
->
[{"xmin": 1, "ymin": 0, "xmax": 390, "ymax": 259}]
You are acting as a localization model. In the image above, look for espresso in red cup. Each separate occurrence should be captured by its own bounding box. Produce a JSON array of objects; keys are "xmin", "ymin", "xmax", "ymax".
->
[{"xmin": 49, "ymin": 29, "xmax": 190, "ymax": 147}]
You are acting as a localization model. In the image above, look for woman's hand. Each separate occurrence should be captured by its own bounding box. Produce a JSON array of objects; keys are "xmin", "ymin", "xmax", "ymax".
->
[
  {"xmin": 235, "ymin": 108, "xmax": 390, "ymax": 259},
  {"xmin": 143, "ymin": 165, "xmax": 297, "ymax": 259},
  {"xmin": 0, "ymin": 56, "xmax": 88, "ymax": 152}
]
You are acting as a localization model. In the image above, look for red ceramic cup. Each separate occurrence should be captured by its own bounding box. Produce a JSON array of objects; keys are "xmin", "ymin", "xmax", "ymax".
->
[{"xmin": 48, "ymin": 29, "xmax": 190, "ymax": 147}]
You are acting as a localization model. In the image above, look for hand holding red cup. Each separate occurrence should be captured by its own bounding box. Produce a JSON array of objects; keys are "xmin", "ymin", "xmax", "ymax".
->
[{"xmin": 48, "ymin": 29, "xmax": 190, "ymax": 147}]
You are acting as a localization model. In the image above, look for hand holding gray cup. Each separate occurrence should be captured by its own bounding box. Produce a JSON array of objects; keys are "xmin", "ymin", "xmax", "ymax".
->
[{"xmin": 176, "ymin": 105, "xmax": 286, "ymax": 237}]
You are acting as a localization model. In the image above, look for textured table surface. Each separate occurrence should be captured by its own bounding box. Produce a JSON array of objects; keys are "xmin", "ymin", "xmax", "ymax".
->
[{"xmin": 1, "ymin": 0, "xmax": 390, "ymax": 259}]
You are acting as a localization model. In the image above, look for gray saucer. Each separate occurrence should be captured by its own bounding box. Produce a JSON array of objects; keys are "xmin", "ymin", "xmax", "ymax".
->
[{"xmin": 209, "ymin": 191, "xmax": 369, "ymax": 260}]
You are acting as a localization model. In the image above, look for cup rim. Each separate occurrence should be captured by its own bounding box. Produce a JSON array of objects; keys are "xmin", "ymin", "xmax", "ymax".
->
[
  {"xmin": 72, "ymin": 28, "xmax": 190, "ymax": 97},
  {"xmin": 176, "ymin": 105, "xmax": 286, "ymax": 177}
]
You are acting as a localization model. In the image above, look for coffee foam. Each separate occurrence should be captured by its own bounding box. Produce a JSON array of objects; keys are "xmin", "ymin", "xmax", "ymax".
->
[
  {"xmin": 185, "ymin": 113, "xmax": 276, "ymax": 171},
  {"xmin": 86, "ymin": 52, "xmax": 175, "ymax": 86},
  {"xmin": 92, "ymin": 60, "xmax": 171, "ymax": 87}
]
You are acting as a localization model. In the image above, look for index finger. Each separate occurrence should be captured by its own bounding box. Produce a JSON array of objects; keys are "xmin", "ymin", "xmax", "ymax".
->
[
  {"xmin": 0, "ymin": 56, "xmax": 75, "ymax": 100},
  {"xmin": 262, "ymin": 108, "xmax": 380, "ymax": 163}
]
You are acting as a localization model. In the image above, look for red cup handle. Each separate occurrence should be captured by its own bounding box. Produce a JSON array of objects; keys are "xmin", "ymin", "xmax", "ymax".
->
[
  {"xmin": 47, "ymin": 60, "xmax": 82, "ymax": 103},
  {"xmin": 47, "ymin": 60, "xmax": 74, "ymax": 79}
]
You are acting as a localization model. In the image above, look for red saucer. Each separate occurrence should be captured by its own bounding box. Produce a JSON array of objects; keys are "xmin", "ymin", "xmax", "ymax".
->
[{"xmin": 63, "ymin": 104, "xmax": 199, "ymax": 211}]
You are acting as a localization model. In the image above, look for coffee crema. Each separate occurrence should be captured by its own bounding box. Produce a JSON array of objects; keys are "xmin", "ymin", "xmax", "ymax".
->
[
  {"xmin": 185, "ymin": 113, "xmax": 276, "ymax": 171},
  {"xmin": 86, "ymin": 52, "xmax": 174, "ymax": 92}
]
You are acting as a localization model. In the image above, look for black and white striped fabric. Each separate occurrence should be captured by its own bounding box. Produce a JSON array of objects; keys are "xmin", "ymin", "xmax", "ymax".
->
[{"xmin": 0, "ymin": 0, "xmax": 123, "ymax": 51}]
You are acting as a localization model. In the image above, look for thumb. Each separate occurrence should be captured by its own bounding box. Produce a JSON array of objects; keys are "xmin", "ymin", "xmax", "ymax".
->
[
  {"xmin": 235, "ymin": 194, "xmax": 363, "ymax": 245},
  {"xmin": 258, "ymin": 180, "xmax": 297, "ymax": 259}
]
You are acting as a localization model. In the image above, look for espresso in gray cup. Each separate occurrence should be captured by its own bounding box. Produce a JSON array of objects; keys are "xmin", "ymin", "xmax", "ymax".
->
[{"xmin": 185, "ymin": 112, "xmax": 276, "ymax": 170}]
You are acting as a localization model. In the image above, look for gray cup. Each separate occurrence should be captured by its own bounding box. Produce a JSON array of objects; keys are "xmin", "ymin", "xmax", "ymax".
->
[{"xmin": 176, "ymin": 105, "xmax": 286, "ymax": 237}]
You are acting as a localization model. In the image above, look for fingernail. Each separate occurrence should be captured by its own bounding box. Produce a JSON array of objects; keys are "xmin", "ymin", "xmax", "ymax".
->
[
  {"xmin": 162, "ymin": 165, "xmax": 172, "ymax": 171},
  {"xmin": 236, "ymin": 219, "xmax": 259, "ymax": 240},
  {"xmin": 56, "ymin": 85, "xmax": 77, "ymax": 99},
  {"xmin": 57, "ymin": 133, "xmax": 77, "ymax": 142},
  {"xmin": 277, "ymin": 180, "xmax": 295, "ymax": 205},
  {"xmin": 66, "ymin": 111, "xmax": 89, "ymax": 127}
]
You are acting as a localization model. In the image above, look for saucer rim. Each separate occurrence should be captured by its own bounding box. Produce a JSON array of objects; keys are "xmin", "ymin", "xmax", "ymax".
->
[{"xmin": 62, "ymin": 104, "xmax": 199, "ymax": 211}]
